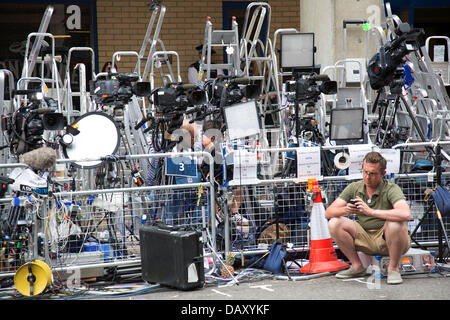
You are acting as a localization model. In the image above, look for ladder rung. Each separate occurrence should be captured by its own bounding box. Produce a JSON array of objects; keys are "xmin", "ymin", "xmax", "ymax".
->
[
  {"xmin": 247, "ymin": 57, "xmax": 272, "ymax": 61},
  {"xmin": 212, "ymin": 30, "xmax": 235, "ymax": 34},
  {"xmin": 244, "ymin": 75, "xmax": 264, "ymax": 80},
  {"xmin": 210, "ymin": 43, "xmax": 238, "ymax": 47},
  {"xmin": 211, "ymin": 33, "xmax": 237, "ymax": 45},
  {"xmin": 205, "ymin": 64, "xmax": 235, "ymax": 69}
]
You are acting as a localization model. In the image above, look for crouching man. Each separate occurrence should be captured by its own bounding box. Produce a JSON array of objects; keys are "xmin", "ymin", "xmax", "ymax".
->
[{"xmin": 325, "ymin": 152, "xmax": 411, "ymax": 284}]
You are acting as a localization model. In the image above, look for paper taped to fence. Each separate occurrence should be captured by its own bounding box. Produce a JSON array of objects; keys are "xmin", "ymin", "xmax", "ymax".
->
[
  {"xmin": 380, "ymin": 148, "xmax": 401, "ymax": 175},
  {"xmin": 229, "ymin": 149, "xmax": 260, "ymax": 185},
  {"xmin": 348, "ymin": 144, "xmax": 372, "ymax": 179},
  {"xmin": 296, "ymin": 146, "xmax": 321, "ymax": 182}
]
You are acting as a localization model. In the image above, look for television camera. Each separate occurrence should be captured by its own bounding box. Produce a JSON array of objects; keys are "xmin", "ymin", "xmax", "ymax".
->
[
  {"xmin": 92, "ymin": 72, "xmax": 151, "ymax": 106},
  {"xmin": 285, "ymin": 72, "xmax": 337, "ymax": 104},
  {"xmin": 205, "ymin": 76, "xmax": 260, "ymax": 108},
  {"xmin": 368, "ymin": 23, "xmax": 429, "ymax": 148},
  {"xmin": 134, "ymin": 82, "xmax": 207, "ymax": 152},
  {"xmin": 367, "ymin": 22, "xmax": 425, "ymax": 92},
  {"xmin": 185, "ymin": 76, "xmax": 261, "ymax": 126},
  {"xmin": 2, "ymin": 90, "xmax": 65, "ymax": 155}
]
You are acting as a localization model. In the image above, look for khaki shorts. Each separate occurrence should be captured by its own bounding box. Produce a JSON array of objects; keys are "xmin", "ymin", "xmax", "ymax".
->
[{"xmin": 353, "ymin": 222, "xmax": 411, "ymax": 256}]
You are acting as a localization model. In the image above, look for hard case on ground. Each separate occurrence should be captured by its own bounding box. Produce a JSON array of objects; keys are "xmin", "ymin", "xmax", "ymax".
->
[{"xmin": 139, "ymin": 223, "xmax": 205, "ymax": 290}]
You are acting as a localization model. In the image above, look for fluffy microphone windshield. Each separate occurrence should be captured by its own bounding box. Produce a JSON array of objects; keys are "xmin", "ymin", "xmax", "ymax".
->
[{"xmin": 20, "ymin": 147, "xmax": 58, "ymax": 171}]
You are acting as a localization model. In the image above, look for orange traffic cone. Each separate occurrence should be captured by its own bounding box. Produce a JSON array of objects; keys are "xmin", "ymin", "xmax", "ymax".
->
[{"xmin": 300, "ymin": 180, "xmax": 349, "ymax": 274}]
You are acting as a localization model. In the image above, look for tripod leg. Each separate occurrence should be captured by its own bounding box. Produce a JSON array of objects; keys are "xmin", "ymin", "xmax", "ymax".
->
[
  {"xmin": 436, "ymin": 210, "xmax": 450, "ymax": 263},
  {"xmin": 381, "ymin": 96, "xmax": 400, "ymax": 147},
  {"xmin": 282, "ymin": 257, "xmax": 292, "ymax": 280},
  {"xmin": 375, "ymin": 98, "xmax": 390, "ymax": 146},
  {"xmin": 410, "ymin": 203, "xmax": 433, "ymax": 250},
  {"xmin": 399, "ymin": 95, "xmax": 427, "ymax": 142}
]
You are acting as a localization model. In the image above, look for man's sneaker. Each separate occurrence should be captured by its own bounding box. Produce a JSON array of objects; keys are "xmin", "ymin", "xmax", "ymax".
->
[
  {"xmin": 387, "ymin": 270, "xmax": 403, "ymax": 284},
  {"xmin": 335, "ymin": 266, "xmax": 367, "ymax": 279}
]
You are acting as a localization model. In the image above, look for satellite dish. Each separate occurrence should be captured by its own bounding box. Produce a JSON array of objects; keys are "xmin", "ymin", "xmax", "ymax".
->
[{"xmin": 62, "ymin": 112, "xmax": 120, "ymax": 168}]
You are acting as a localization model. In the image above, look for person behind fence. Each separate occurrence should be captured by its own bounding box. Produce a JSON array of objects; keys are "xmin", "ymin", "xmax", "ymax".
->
[
  {"xmin": 325, "ymin": 151, "xmax": 411, "ymax": 285},
  {"xmin": 146, "ymin": 119, "xmax": 207, "ymax": 227},
  {"xmin": 201, "ymin": 119, "xmax": 242, "ymax": 215},
  {"xmin": 200, "ymin": 119, "xmax": 225, "ymax": 183},
  {"xmin": 97, "ymin": 61, "xmax": 117, "ymax": 81},
  {"xmin": 188, "ymin": 44, "xmax": 224, "ymax": 85},
  {"xmin": 102, "ymin": 61, "xmax": 113, "ymax": 73}
]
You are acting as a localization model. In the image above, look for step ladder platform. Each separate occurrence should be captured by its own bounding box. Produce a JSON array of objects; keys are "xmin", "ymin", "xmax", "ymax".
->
[{"xmin": 211, "ymin": 31, "xmax": 237, "ymax": 45}]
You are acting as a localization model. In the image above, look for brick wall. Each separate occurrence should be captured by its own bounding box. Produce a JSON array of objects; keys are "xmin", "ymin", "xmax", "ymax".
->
[{"xmin": 96, "ymin": 0, "xmax": 300, "ymax": 83}]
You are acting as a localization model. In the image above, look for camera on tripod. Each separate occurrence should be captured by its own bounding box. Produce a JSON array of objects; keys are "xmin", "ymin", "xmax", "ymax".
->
[
  {"xmin": 152, "ymin": 83, "xmax": 207, "ymax": 130},
  {"xmin": 367, "ymin": 22, "xmax": 425, "ymax": 91},
  {"xmin": 2, "ymin": 90, "xmax": 65, "ymax": 155},
  {"xmin": 92, "ymin": 72, "xmax": 151, "ymax": 106},
  {"xmin": 136, "ymin": 83, "xmax": 207, "ymax": 152},
  {"xmin": 207, "ymin": 77, "xmax": 260, "ymax": 108},
  {"xmin": 285, "ymin": 72, "xmax": 337, "ymax": 104},
  {"xmin": 152, "ymin": 82, "xmax": 206, "ymax": 115}
]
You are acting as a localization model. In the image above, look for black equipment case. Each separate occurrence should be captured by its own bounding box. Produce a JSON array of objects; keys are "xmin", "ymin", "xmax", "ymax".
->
[{"xmin": 139, "ymin": 223, "xmax": 205, "ymax": 290}]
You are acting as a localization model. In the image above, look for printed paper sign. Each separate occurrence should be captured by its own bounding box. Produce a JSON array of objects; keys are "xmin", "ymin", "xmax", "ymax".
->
[
  {"xmin": 296, "ymin": 146, "xmax": 321, "ymax": 182},
  {"xmin": 229, "ymin": 150, "xmax": 259, "ymax": 185},
  {"xmin": 348, "ymin": 145, "xmax": 373, "ymax": 179},
  {"xmin": 380, "ymin": 148, "xmax": 401, "ymax": 175}
]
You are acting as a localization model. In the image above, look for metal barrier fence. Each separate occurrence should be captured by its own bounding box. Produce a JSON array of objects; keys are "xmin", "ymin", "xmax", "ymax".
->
[
  {"xmin": 0, "ymin": 145, "xmax": 448, "ymax": 280},
  {"xmin": 223, "ymin": 145, "xmax": 450, "ymax": 256},
  {"xmin": 224, "ymin": 174, "xmax": 450, "ymax": 255},
  {"xmin": 0, "ymin": 152, "xmax": 216, "ymax": 278},
  {"xmin": 46, "ymin": 183, "xmax": 213, "ymax": 276}
]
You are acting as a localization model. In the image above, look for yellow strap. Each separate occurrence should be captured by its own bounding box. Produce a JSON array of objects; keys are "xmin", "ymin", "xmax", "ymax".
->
[{"xmin": 197, "ymin": 185, "xmax": 203, "ymax": 206}]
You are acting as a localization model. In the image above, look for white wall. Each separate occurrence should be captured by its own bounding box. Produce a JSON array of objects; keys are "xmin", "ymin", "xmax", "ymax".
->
[
  {"xmin": 301, "ymin": 0, "xmax": 386, "ymax": 71},
  {"xmin": 300, "ymin": 0, "xmax": 335, "ymax": 70}
]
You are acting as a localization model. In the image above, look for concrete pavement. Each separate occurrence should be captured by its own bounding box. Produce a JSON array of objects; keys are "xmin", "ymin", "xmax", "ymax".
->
[{"xmin": 111, "ymin": 270, "xmax": 449, "ymax": 301}]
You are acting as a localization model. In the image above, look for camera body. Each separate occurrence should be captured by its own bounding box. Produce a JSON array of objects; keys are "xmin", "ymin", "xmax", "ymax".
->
[
  {"xmin": 349, "ymin": 198, "xmax": 357, "ymax": 205},
  {"xmin": 152, "ymin": 83, "xmax": 207, "ymax": 128},
  {"xmin": 285, "ymin": 73, "xmax": 337, "ymax": 104},
  {"xmin": 207, "ymin": 78, "xmax": 260, "ymax": 108},
  {"xmin": 2, "ymin": 93, "xmax": 65, "ymax": 155},
  {"xmin": 153, "ymin": 85, "xmax": 190, "ymax": 115},
  {"xmin": 144, "ymin": 83, "xmax": 207, "ymax": 152},
  {"xmin": 367, "ymin": 22, "xmax": 424, "ymax": 90},
  {"xmin": 92, "ymin": 72, "xmax": 151, "ymax": 106}
]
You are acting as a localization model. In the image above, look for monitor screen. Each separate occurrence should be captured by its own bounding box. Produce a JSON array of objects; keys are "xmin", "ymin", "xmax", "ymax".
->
[{"xmin": 330, "ymin": 108, "xmax": 364, "ymax": 141}]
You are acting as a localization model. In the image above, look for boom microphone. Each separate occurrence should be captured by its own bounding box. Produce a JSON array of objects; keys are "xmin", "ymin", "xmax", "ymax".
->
[
  {"xmin": 180, "ymin": 83, "xmax": 198, "ymax": 90},
  {"xmin": 309, "ymin": 74, "xmax": 331, "ymax": 81},
  {"xmin": 232, "ymin": 77, "xmax": 252, "ymax": 84},
  {"xmin": 19, "ymin": 146, "xmax": 57, "ymax": 171}
]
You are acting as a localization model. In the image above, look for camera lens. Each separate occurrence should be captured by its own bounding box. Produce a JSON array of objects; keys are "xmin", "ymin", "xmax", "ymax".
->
[{"xmin": 43, "ymin": 113, "xmax": 65, "ymax": 130}]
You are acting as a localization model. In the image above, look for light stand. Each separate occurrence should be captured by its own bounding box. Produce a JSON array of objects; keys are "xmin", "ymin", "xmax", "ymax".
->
[
  {"xmin": 211, "ymin": 146, "xmax": 241, "ymax": 286},
  {"xmin": 200, "ymin": 204, "xmax": 239, "ymax": 284},
  {"xmin": 288, "ymin": 80, "xmax": 335, "ymax": 177}
]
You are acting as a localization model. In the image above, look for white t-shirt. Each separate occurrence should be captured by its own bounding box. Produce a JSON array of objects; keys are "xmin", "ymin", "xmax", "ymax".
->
[{"xmin": 188, "ymin": 61, "xmax": 224, "ymax": 84}]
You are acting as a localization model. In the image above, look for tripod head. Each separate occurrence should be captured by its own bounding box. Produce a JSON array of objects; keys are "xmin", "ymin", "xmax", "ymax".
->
[{"xmin": 389, "ymin": 66, "xmax": 406, "ymax": 95}]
